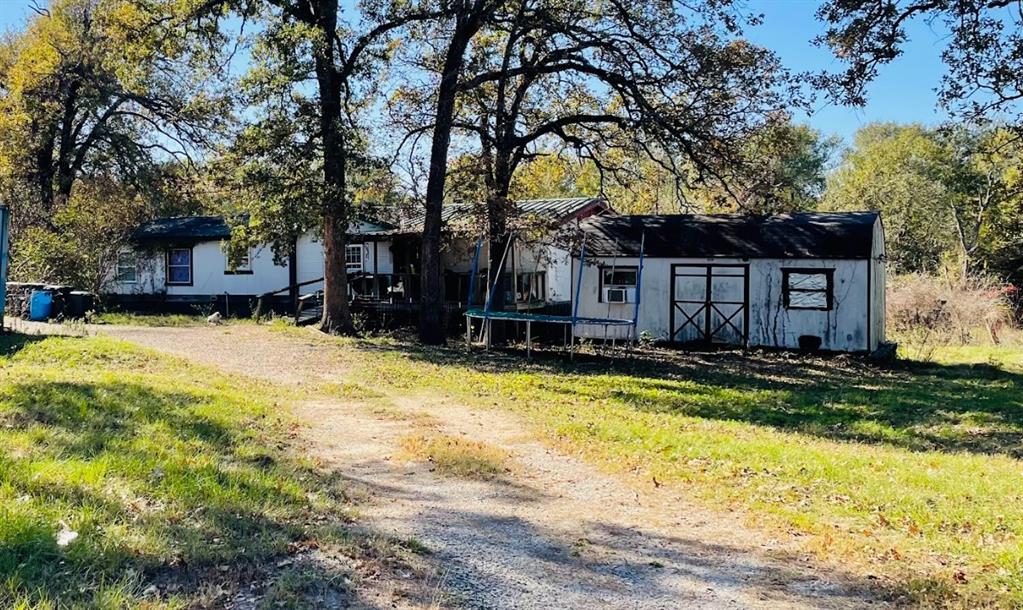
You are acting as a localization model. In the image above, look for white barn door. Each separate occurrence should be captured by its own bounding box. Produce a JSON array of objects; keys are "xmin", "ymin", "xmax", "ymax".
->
[{"xmin": 670, "ymin": 264, "xmax": 748, "ymax": 346}]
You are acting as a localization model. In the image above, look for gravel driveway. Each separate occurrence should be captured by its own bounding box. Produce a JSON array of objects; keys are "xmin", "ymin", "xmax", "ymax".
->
[{"xmin": 55, "ymin": 323, "xmax": 888, "ymax": 609}]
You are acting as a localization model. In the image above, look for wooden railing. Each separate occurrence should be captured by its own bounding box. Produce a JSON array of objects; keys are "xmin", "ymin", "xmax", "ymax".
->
[{"xmin": 252, "ymin": 277, "xmax": 324, "ymax": 321}]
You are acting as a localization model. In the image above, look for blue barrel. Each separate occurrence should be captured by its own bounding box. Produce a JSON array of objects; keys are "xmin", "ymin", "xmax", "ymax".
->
[{"xmin": 29, "ymin": 290, "xmax": 53, "ymax": 321}]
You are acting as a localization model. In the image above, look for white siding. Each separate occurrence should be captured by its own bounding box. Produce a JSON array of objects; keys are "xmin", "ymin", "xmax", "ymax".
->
[
  {"xmin": 869, "ymin": 217, "xmax": 886, "ymax": 350},
  {"xmin": 112, "ymin": 231, "xmax": 396, "ymax": 298},
  {"xmin": 443, "ymin": 238, "xmax": 572, "ymax": 303},
  {"xmin": 572, "ymin": 256, "xmax": 874, "ymax": 352},
  {"xmin": 546, "ymin": 246, "xmax": 573, "ymax": 302},
  {"xmin": 295, "ymin": 232, "xmax": 324, "ymax": 294},
  {"xmin": 108, "ymin": 242, "xmax": 291, "ymax": 296},
  {"xmin": 298, "ymin": 234, "xmax": 394, "ymax": 281}
]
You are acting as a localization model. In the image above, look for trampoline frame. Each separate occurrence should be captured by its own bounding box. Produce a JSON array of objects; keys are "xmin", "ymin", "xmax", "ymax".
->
[{"xmin": 464, "ymin": 229, "xmax": 646, "ymax": 358}]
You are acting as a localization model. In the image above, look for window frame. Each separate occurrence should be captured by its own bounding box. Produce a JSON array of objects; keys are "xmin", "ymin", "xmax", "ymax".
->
[
  {"xmin": 782, "ymin": 268, "xmax": 834, "ymax": 311},
  {"xmin": 166, "ymin": 247, "xmax": 193, "ymax": 286},
  {"xmin": 224, "ymin": 248, "xmax": 253, "ymax": 275},
  {"xmin": 598, "ymin": 265, "xmax": 638, "ymax": 303},
  {"xmin": 115, "ymin": 252, "xmax": 138, "ymax": 284},
  {"xmin": 345, "ymin": 243, "xmax": 364, "ymax": 273}
]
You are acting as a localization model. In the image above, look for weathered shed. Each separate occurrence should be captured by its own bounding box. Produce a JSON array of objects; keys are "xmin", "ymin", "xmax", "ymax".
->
[{"xmin": 571, "ymin": 212, "xmax": 886, "ymax": 352}]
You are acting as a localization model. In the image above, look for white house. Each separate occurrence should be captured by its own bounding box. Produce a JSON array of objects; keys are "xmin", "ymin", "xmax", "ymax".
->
[
  {"xmin": 570, "ymin": 212, "xmax": 886, "ymax": 352},
  {"xmin": 107, "ymin": 216, "xmax": 395, "ymax": 313},
  {"xmin": 107, "ymin": 197, "xmax": 611, "ymax": 315}
]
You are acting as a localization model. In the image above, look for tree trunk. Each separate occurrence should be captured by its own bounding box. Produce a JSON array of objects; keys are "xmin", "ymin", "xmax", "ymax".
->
[
  {"xmin": 419, "ymin": 19, "xmax": 479, "ymax": 344},
  {"xmin": 31, "ymin": 117, "xmax": 58, "ymax": 222},
  {"xmin": 312, "ymin": 0, "xmax": 355, "ymax": 335},
  {"xmin": 321, "ymin": 206, "xmax": 355, "ymax": 334}
]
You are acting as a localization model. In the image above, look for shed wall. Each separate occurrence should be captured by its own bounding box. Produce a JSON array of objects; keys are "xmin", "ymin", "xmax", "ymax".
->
[
  {"xmin": 869, "ymin": 218, "xmax": 886, "ymax": 350},
  {"xmin": 572, "ymin": 256, "xmax": 873, "ymax": 352}
]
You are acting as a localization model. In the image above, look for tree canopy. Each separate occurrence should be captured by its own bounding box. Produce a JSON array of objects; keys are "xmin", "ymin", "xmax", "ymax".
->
[
  {"xmin": 0, "ymin": 0, "xmax": 234, "ymax": 227},
  {"xmin": 824, "ymin": 123, "xmax": 1023, "ymax": 277},
  {"xmin": 816, "ymin": 0, "xmax": 1023, "ymax": 128}
]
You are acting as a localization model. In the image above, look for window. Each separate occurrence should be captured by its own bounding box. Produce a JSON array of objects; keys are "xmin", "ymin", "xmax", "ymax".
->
[
  {"xmin": 166, "ymin": 248, "xmax": 192, "ymax": 285},
  {"xmin": 115, "ymin": 252, "xmax": 137, "ymax": 284},
  {"xmin": 516, "ymin": 272, "xmax": 546, "ymax": 303},
  {"xmin": 500, "ymin": 272, "xmax": 547, "ymax": 304},
  {"xmin": 599, "ymin": 266, "xmax": 638, "ymax": 302},
  {"xmin": 602, "ymin": 267, "xmax": 637, "ymax": 287},
  {"xmin": 346, "ymin": 244, "xmax": 363, "ymax": 273},
  {"xmin": 783, "ymin": 269, "xmax": 833, "ymax": 310},
  {"xmin": 225, "ymin": 249, "xmax": 252, "ymax": 274}
]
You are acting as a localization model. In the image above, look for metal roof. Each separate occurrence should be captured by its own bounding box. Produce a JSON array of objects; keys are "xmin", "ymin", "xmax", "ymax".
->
[
  {"xmin": 577, "ymin": 212, "xmax": 880, "ymax": 260},
  {"xmin": 397, "ymin": 197, "xmax": 609, "ymax": 232}
]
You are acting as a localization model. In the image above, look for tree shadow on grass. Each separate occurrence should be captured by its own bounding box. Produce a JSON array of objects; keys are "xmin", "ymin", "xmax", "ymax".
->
[
  {"xmin": 0, "ymin": 331, "xmax": 51, "ymax": 357},
  {"xmin": 0, "ymin": 378, "xmax": 422, "ymax": 609},
  {"xmin": 387, "ymin": 341, "xmax": 1023, "ymax": 457}
]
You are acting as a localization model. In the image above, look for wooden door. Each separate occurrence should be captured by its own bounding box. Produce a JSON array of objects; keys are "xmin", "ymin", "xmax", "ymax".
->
[{"xmin": 670, "ymin": 264, "xmax": 748, "ymax": 345}]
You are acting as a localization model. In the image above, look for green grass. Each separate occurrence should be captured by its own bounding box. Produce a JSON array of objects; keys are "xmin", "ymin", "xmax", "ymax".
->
[
  {"xmin": 332, "ymin": 338, "xmax": 1023, "ymax": 609},
  {"xmin": 923, "ymin": 344, "xmax": 1023, "ymax": 372},
  {"xmin": 89, "ymin": 312, "xmax": 267, "ymax": 327},
  {"xmin": 90, "ymin": 313, "xmax": 210, "ymax": 327},
  {"xmin": 0, "ymin": 334, "xmax": 403, "ymax": 609}
]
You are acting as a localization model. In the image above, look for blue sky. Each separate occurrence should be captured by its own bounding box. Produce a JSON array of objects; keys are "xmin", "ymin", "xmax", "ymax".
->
[
  {"xmin": 0, "ymin": 0, "xmax": 951, "ymax": 144},
  {"xmin": 748, "ymin": 0, "xmax": 948, "ymax": 142}
]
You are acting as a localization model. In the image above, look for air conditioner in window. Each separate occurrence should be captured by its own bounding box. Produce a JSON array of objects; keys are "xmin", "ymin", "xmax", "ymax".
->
[{"xmin": 606, "ymin": 288, "xmax": 634, "ymax": 303}]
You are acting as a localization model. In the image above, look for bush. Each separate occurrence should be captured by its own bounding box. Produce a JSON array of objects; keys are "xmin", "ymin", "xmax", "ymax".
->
[
  {"xmin": 8, "ymin": 177, "xmax": 150, "ymax": 293},
  {"xmin": 888, "ymin": 274, "xmax": 1014, "ymax": 357}
]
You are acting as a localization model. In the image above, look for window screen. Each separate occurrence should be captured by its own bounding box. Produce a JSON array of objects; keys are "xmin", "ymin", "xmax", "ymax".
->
[
  {"xmin": 226, "ymin": 249, "xmax": 251, "ymax": 273},
  {"xmin": 602, "ymin": 267, "xmax": 637, "ymax": 287}
]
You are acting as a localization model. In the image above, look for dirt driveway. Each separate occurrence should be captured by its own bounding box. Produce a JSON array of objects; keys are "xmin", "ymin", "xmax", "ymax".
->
[{"xmin": 76, "ymin": 324, "xmax": 887, "ymax": 609}]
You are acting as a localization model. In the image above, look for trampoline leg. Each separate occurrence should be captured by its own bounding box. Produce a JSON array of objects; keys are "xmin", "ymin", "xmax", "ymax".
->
[
  {"xmin": 486, "ymin": 320, "xmax": 492, "ymax": 351},
  {"xmin": 466, "ymin": 315, "xmax": 471, "ymax": 350},
  {"xmin": 526, "ymin": 320, "xmax": 532, "ymax": 360}
]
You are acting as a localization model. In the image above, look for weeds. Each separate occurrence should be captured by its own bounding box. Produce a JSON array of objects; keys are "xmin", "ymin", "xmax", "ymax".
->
[{"xmin": 398, "ymin": 432, "xmax": 512, "ymax": 480}]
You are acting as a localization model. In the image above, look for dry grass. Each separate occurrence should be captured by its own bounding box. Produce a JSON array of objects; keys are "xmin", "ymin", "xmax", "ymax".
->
[
  {"xmin": 398, "ymin": 432, "xmax": 512, "ymax": 480},
  {"xmin": 320, "ymin": 381, "xmax": 385, "ymax": 401}
]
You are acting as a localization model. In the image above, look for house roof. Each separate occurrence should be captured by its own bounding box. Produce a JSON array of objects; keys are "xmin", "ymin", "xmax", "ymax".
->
[
  {"xmin": 577, "ymin": 212, "xmax": 880, "ymax": 260},
  {"xmin": 393, "ymin": 196, "xmax": 610, "ymax": 233},
  {"xmin": 132, "ymin": 216, "xmax": 395, "ymax": 242},
  {"xmin": 133, "ymin": 216, "xmax": 232, "ymax": 241}
]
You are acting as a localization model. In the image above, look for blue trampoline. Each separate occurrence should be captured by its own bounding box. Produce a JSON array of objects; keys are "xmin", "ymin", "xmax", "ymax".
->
[{"xmin": 464, "ymin": 230, "xmax": 645, "ymax": 357}]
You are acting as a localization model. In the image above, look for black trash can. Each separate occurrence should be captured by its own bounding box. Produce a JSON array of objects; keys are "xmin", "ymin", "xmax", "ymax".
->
[{"xmin": 67, "ymin": 291, "xmax": 95, "ymax": 319}]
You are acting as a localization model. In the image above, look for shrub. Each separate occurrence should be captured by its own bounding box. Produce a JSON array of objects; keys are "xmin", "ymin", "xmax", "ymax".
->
[
  {"xmin": 888, "ymin": 274, "xmax": 1014, "ymax": 357},
  {"xmin": 8, "ymin": 177, "xmax": 150, "ymax": 293}
]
